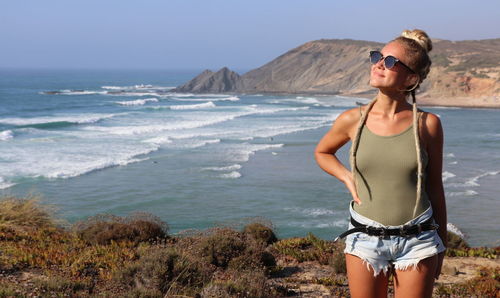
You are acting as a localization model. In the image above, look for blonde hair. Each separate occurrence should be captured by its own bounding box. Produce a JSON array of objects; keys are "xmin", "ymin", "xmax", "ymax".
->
[{"xmin": 393, "ymin": 29, "xmax": 433, "ymax": 102}]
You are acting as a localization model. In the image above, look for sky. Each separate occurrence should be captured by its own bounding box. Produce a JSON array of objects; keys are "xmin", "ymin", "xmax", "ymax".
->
[{"xmin": 1, "ymin": 0, "xmax": 499, "ymax": 71}]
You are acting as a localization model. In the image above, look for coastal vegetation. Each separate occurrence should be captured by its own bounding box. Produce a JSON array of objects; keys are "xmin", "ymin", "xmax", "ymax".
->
[{"xmin": 0, "ymin": 196, "xmax": 498, "ymax": 297}]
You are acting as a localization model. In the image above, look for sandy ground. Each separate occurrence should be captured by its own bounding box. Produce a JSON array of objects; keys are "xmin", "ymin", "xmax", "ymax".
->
[
  {"xmin": 343, "ymin": 93, "xmax": 500, "ymax": 109},
  {"xmin": 272, "ymin": 256, "xmax": 499, "ymax": 297},
  {"xmin": 418, "ymin": 96, "xmax": 500, "ymax": 109}
]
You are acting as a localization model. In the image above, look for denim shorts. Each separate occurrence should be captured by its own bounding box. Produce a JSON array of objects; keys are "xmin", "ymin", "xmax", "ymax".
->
[{"xmin": 344, "ymin": 201, "xmax": 446, "ymax": 276}]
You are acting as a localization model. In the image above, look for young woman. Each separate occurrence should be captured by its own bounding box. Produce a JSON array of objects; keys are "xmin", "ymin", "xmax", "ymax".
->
[{"xmin": 315, "ymin": 29, "xmax": 447, "ymax": 298}]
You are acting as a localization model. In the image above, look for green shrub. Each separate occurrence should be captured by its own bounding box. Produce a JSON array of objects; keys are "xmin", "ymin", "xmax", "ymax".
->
[
  {"xmin": 201, "ymin": 269, "xmax": 275, "ymax": 298},
  {"xmin": 243, "ymin": 222, "xmax": 278, "ymax": 245},
  {"xmin": 75, "ymin": 213, "xmax": 168, "ymax": 245},
  {"xmin": 198, "ymin": 228, "xmax": 246, "ymax": 268},
  {"xmin": 447, "ymin": 231, "xmax": 469, "ymax": 249},
  {"xmin": 116, "ymin": 246, "xmax": 211, "ymax": 296},
  {"xmin": 33, "ymin": 275, "xmax": 91, "ymax": 294}
]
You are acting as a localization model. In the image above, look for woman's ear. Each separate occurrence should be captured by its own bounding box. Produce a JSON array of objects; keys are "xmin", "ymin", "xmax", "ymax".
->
[{"xmin": 405, "ymin": 73, "xmax": 420, "ymax": 91}]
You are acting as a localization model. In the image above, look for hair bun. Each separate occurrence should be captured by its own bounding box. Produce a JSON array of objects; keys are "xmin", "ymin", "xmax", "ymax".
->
[{"xmin": 401, "ymin": 29, "xmax": 432, "ymax": 53}]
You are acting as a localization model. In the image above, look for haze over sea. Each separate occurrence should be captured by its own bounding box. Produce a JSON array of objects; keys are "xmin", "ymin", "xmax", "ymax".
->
[{"xmin": 1, "ymin": 69, "xmax": 498, "ymax": 247}]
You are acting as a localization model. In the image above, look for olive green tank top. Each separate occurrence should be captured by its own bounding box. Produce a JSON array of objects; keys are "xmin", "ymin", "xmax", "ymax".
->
[{"xmin": 351, "ymin": 110, "xmax": 430, "ymax": 226}]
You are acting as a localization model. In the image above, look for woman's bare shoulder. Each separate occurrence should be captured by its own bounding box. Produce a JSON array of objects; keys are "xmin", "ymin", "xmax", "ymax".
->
[
  {"xmin": 419, "ymin": 109, "xmax": 443, "ymax": 138},
  {"xmin": 335, "ymin": 106, "xmax": 362, "ymax": 126}
]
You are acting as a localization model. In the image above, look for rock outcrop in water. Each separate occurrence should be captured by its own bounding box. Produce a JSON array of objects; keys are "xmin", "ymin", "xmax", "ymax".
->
[
  {"xmin": 174, "ymin": 67, "xmax": 242, "ymax": 93},
  {"xmin": 173, "ymin": 38, "xmax": 500, "ymax": 107}
]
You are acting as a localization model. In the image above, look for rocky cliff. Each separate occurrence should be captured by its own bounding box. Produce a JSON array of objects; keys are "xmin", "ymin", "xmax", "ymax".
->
[{"xmin": 172, "ymin": 38, "xmax": 500, "ymax": 107}]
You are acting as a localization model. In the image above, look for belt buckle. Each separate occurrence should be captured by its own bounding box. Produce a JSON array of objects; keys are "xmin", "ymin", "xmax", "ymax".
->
[{"xmin": 367, "ymin": 226, "xmax": 386, "ymax": 238}]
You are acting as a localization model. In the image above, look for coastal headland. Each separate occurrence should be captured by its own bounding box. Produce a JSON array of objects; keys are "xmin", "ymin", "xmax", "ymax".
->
[{"xmin": 173, "ymin": 38, "xmax": 500, "ymax": 108}]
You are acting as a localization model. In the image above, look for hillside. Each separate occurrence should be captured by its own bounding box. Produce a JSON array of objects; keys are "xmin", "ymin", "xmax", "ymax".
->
[{"xmin": 173, "ymin": 38, "xmax": 500, "ymax": 108}]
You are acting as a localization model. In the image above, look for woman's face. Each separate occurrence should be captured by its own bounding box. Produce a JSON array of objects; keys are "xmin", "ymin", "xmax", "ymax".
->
[{"xmin": 369, "ymin": 41, "xmax": 416, "ymax": 92}]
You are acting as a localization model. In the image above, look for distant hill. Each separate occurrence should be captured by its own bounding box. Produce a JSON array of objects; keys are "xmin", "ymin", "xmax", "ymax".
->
[{"xmin": 173, "ymin": 38, "xmax": 500, "ymax": 107}]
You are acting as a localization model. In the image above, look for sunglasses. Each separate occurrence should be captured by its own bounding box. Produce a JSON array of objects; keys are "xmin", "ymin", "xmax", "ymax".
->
[{"xmin": 369, "ymin": 51, "xmax": 415, "ymax": 73}]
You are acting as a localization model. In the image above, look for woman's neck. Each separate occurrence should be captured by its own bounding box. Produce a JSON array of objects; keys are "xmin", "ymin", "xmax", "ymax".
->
[{"xmin": 374, "ymin": 90, "xmax": 411, "ymax": 118}]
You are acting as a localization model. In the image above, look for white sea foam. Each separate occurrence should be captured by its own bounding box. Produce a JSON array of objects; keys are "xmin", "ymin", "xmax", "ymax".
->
[
  {"xmin": 284, "ymin": 207, "xmax": 339, "ymax": 217},
  {"xmin": 115, "ymin": 98, "xmax": 158, "ymax": 106},
  {"xmin": 171, "ymin": 96, "xmax": 240, "ymax": 102},
  {"xmin": 0, "ymin": 130, "xmax": 13, "ymax": 141},
  {"xmin": 465, "ymin": 171, "xmax": 500, "ymax": 187},
  {"xmin": 442, "ymin": 171, "xmax": 456, "ymax": 182},
  {"xmin": 106, "ymin": 91, "xmax": 159, "ymax": 97},
  {"xmin": 228, "ymin": 143, "xmax": 285, "ymax": 163},
  {"xmin": 445, "ymin": 153, "xmax": 455, "ymax": 158},
  {"xmin": 83, "ymin": 114, "xmax": 240, "ymax": 135},
  {"xmin": 447, "ymin": 190, "xmax": 478, "ymax": 197},
  {"xmin": 202, "ymin": 164, "xmax": 242, "ymax": 171},
  {"xmin": 170, "ymin": 102, "xmax": 216, "ymax": 110},
  {"xmin": 102, "ymin": 84, "xmax": 173, "ymax": 90},
  {"xmin": 447, "ymin": 223, "xmax": 466, "ymax": 239},
  {"xmin": 58, "ymin": 90, "xmax": 107, "ymax": 95},
  {"xmin": 219, "ymin": 171, "xmax": 241, "ymax": 179},
  {"xmin": 142, "ymin": 136, "xmax": 172, "ymax": 145},
  {"xmin": 0, "ymin": 177, "xmax": 15, "ymax": 190},
  {"xmin": 185, "ymin": 139, "xmax": 221, "ymax": 148},
  {"xmin": 449, "ymin": 161, "xmax": 458, "ymax": 165},
  {"xmin": 42, "ymin": 146, "xmax": 158, "ymax": 179},
  {"xmin": 0, "ymin": 114, "xmax": 118, "ymax": 126}
]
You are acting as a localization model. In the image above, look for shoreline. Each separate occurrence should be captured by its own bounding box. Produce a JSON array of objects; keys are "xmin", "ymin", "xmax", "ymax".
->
[{"xmin": 239, "ymin": 91, "xmax": 500, "ymax": 109}]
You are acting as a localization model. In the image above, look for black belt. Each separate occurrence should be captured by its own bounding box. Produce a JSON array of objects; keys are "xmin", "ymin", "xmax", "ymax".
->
[{"xmin": 333, "ymin": 217, "xmax": 439, "ymax": 242}]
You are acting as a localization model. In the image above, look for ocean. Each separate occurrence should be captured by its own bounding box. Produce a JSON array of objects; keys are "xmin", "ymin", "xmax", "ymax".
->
[{"xmin": 1, "ymin": 69, "xmax": 498, "ymax": 247}]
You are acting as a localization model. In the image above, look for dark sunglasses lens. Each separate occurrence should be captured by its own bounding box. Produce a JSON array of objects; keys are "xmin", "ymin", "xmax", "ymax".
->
[
  {"xmin": 369, "ymin": 51, "xmax": 382, "ymax": 64},
  {"xmin": 384, "ymin": 56, "xmax": 397, "ymax": 69}
]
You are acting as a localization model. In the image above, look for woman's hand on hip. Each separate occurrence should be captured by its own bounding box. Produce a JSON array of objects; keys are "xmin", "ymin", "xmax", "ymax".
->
[{"xmin": 344, "ymin": 172, "xmax": 362, "ymax": 205}]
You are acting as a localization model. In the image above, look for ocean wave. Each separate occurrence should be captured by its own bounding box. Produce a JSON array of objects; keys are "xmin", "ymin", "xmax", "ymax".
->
[
  {"xmin": 219, "ymin": 171, "xmax": 241, "ymax": 179},
  {"xmin": 170, "ymin": 102, "xmax": 216, "ymax": 110},
  {"xmin": 447, "ymin": 190, "xmax": 478, "ymax": 197},
  {"xmin": 83, "ymin": 106, "xmax": 310, "ymax": 136},
  {"xmin": 41, "ymin": 89, "xmax": 107, "ymax": 96},
  {"xmin": 228, "ymin": 143, "xmax": 284, "ymax": 163},
  {"xmin": 83, "ymin": 114, "xmax": 240, "ymax": 135},
  {"xmin": 102, "ymin": 84, "xmax": 174, "ymax": 90},
  {"xmin": 42, "ymin": 147, "xmax": 157, "ymax": 179},
  {"xmin": 171, "ymin": 96, "xmax": 239, "ymax": 102},
  {"xmin": 105, "ymin": 91, "xmax": 160, "ymax": 97},
  {"xmin": 284, "ymin": 207, "xmax": 340, "ymax": 217},
  {"xmin": 202, "ymin": 164, "xmax": 242, "ymax": 172},
  {"xmin": 0, "ymin": 177, "xmax": 15, "ymax": 190},
  {"xmin": 289, "ymin": 219, "xmax": 348, "ymax": 228},
  {"xmin": 442, "ymin": 171, "xmax": 456, "ymax": 182},
  {"xmin": 178, "ymin": 139, "xmax": 221, "ymax": 149},
  {"xmin": 445, "ymin": 153, "xmax": 455, "ymax": 158},
  {"xmin": 465, "ymin": 171, "xmax": 500, "ymax": 187},
  {"xmin": 447, "ymin": 223, "xmax": 466, "ymax": 239},
  {"xmin": 142, "ymin": 136, "xmax": 172, "ymax": 145},
  {"xmin": 0, "ymin": 130, "xmax": 13, "ymax": 141},
  {"xmin": 0, "ymin": 114, "xmax": 118, "ymax": 127},
  {"xmin": 115, "ymin": 98, "xmax": 159, "ymax": 106}
]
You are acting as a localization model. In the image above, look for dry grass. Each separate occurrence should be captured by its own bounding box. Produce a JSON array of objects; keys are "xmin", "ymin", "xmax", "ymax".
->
[
  {"xmin": 0, "ymin": 195, "xmax": 57, "ymax": 232},
  {"xmin": 74, "ymin": 212, "xmax": 168, "ymax": 245}
]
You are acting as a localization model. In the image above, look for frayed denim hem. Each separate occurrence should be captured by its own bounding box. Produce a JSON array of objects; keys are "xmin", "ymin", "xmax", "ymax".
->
[{"xmin": 344, "ymin": 252, "xmax": 392, "ymax": 277}]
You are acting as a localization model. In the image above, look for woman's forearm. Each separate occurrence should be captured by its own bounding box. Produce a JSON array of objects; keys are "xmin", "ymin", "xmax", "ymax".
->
[
  {"xmin": 428, "ymin": 184, "xmax": 447, "ymax": 246},
  {"xmin": 314, "ymin": 151, "xmax": 351, "ymax": 183}
]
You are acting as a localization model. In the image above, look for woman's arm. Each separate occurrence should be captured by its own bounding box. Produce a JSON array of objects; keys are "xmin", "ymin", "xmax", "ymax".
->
[
  {"xmin": 314, "ymin": 108, "xmax": 362, "ymax": 204},
  {"xmin": 422, "ymin": 112, "xmax": 447, "ymax": 278}
]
